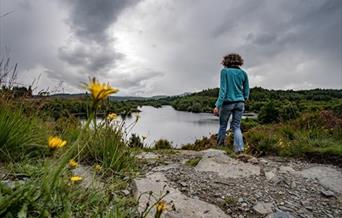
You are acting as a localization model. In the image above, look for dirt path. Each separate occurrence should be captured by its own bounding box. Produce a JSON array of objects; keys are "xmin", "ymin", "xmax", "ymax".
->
[{"xmin": 133, "ymin": 149, "xmax": 342, "ymax": 218}]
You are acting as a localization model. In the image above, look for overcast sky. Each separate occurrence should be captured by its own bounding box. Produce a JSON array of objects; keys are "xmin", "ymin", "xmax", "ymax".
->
[{"xmin": 0, "ymin": 0, "xmax": 341, "ymax": 96}]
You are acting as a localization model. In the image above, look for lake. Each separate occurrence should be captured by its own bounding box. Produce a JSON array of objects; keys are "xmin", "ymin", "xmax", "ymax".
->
[{"xmin": 118, "ymin": 106, "xmax": 256, "ymax": 148}]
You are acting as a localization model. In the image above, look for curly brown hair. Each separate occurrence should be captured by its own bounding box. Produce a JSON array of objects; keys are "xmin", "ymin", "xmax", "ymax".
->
[{"xmin": 222, "ymin": 53, "xmax": 244, "ymax": 67}]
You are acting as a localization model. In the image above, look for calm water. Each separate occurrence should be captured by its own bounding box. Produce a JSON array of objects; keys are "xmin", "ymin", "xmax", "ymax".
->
[{"xmin": 120, "ymin": 106, "xmax": 219, "ymax": 147}]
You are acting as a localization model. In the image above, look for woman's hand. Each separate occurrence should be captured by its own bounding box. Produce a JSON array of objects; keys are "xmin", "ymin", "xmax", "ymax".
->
[{"xmin": 213, "ymin": 107, "xmax": 219, "ymax": 116}]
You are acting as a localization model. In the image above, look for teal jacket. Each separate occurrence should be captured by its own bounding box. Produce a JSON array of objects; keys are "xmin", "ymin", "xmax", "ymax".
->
[{"xmin": 215, "ymin": 67, "xmax": 250, "ymax": 108}]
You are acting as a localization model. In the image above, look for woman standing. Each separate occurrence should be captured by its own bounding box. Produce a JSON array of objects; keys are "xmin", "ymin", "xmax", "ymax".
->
[{"xmin": 213, "ymin": 53, "xmax": 249, "ymax": 153}]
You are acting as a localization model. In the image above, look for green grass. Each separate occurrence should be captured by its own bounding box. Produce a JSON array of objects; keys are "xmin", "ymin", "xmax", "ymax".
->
[
  {"xmin": 245, "ymin": 110, "xmax": 342, "ymax": 159},
  {"xmin": 0, "ymin": 107, "xmax": 48, "ymax": 161},
  {"xmin": 79, "ymin": 126, "xmax": 136, "ymax": 173},
  {"xmin": 185, "ymin": 157, "xmax": 202, "ymax": 167}
]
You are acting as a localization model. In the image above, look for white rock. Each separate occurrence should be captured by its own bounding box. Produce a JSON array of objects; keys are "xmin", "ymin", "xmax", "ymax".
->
[
  {"xmin": 253, "ymin": 202, "xmax": 274, "ymax": 215},
  {"xmin": 133, "ymin": 172, "xmax": 230, "ymax": 218},
  {"xmin": 266, "ymin": 210, "xmax": 295, "ymax": 218},
  {"xmin": 71, "ymin": 165, "xmax": 103, "ymax": 189},
  {"xmin": 300, "ymin": 166, "xmax": 342, "ymax": 195},
  {"xmin": 279, "ymin": 166, "xmax": 296, "ymax": 174},
  {"xmin": 201, "ymin": 149, "xmax": 227, "ymax": 158},
  {"xmin": 195, "ymin": 152, "xmax": 260, "ymax": 179},
  {"xmin": 248, "ymin": 157, "xmax": 259, "ymax": 165},
  {"xmin": 136, "ymin": 152, "xmax": 160, "ymax": 159},
  {"xmin": 265, "ymin": 171, "xmax": 276, "ymax": 180}
]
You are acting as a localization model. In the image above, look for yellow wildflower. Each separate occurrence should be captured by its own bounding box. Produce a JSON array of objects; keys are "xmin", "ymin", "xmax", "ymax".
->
[
  {"xmin": 70, "ymin": 176, "xmax": 82, "ymax": 183},
  {"xmin": 107, "ymin": 113, "xmax": 118, "ymax": 121},
  {"xmin": 48, "ymin": 136, "xmax": 67, "ymax": 149},
  {"xmin": 68, "ymin": 159, "xmax": 79, "ymax": 168},
  {"xmin": 95, "ymin": 164, "xmax": 102, "ymax": 172},
  {"xmin": 156, "ymin": 200, "xmax": 168, "ymax": 214},
  {"xmin": 85, "ymin": 77, "xmax": 119, "ymax": 101}
]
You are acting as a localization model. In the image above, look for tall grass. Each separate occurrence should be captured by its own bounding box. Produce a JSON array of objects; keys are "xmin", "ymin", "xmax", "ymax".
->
[
  {"xmin": 245, "ymin": 110, "xmax": 342, "ymax": 158},
  {"xmin": 0, "ymin": 107, "xmax": 47, "ymax": 161},
  {"xmin": 80, "ymin": 126, "xmax": 135, "ymax": 173}
]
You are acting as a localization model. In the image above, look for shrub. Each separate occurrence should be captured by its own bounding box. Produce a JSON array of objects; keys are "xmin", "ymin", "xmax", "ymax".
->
[
  {"xmin": 258, "ymin": 101, "xmax": 280, "ymax": 124},
  {"xmin": 181, "ymin": 135, "xmax": 216, "ymax": 150},
  {"xmin": 128, "ymin": 133, "xmax": 144, "ymax": 148},
  {"xmin": 279, "ymin": 102, "xmax": 299, "ymax": 121},
  {"xmin": 241, "ymin": 118, "xmax": 258, "ymax": 132},
  {"xmin": 0, "ymin": 107, "xmax": 47, "ymax": 161},
  {"xmin": 154, "ymin": 139, "xmax": 172, "ymax": 149},
  {"xmin": 245, "ymin": 127, "xmax": 279, "ymax": 155}
]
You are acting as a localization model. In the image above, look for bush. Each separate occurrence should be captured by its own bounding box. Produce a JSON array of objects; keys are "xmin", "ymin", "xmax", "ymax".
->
[
  {"xmin": 181, "ymin": 135, "xmax": 216, "ymax": 150},
  {"xmin": 154, "ymin": 139, "xmax": 172, "ymax": 149},
  {"xmin": 245, "ymin": 127, "xmax": 279, "ymax": 155},
  {"xmin": 128, "ymin": 133, "xmax": 144, "ymax": 148},
  {"xmin": 258, "ymin": 101, "xmax": 280, "ymax": 124},
  {"xmin": 0, "ymin": 107, "xmax": 47, "ymax": 161},
  {"xmin": 279, "ymin": 102, "xmax": 299, "ymax": 121},
  {"xmin": 241, "ymin": 118, "xmax": 259, "ymax": 132}
]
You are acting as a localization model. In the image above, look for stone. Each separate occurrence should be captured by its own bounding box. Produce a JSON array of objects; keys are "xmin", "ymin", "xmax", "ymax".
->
[
  {"xmin": 279, "ymin": 166, "xmax": 296, "ymax": 174},
  {"xmin": 271, "ymin": 175, "xmax": 284, "ymax": 184},
  {"xmin": 133, "ymin": 172, "xmax": 230, "ymax": 218},
  {"xmin": 201, "ymin": 149, "xmax": 227, "ymax": 158},
  {"xmin": 265, "ymin": 171, "xmax": 276, "ymax": 180},
  {"xmin": 248, "ymin": 157, "xmax": 259, "ymax": 165},
  {"xmin": 253, "ymin": 202, "xmax": 274, "ymax": 215},
  {"xmin": 180, "ymin": 182, "xmax": 188, "ymax": 187},
  {"xmin": 321, "ymin": 190, "xmax": 336, "ymax": 198},
  {"xmin": 195, "ymin": 152, "xmax": 260, "ymax": 179},
  {"xmin": 300, "ymin": 166, "xmax": 342, "ymax": 195},
  {"xmin": 152, "ymin": 163, "xmax": 180, "ymax": 172},
  {"xmin": 136, "ymin": 152, "xmax": 159, "ymax": 159},
  {"xmin": 266, "ymin": 210, "xmax": 295, "ymax": 218},
  {"xmin": 278, "ymin": 206, "xmax": 294, "ymax": 212},
  {"xmin": 238, "ymin": 197, "xmax": 244, "ymax": 203},
  {"xmin": 71, "ymin": 165, "xmax": 104, "ymax": 189},
  {"xmin": 259, "ymin": 158, "xmax": 269, "ymax": 164},
  {"xmin": 121, "ymin": 189, "xmax": 130, "ymax": 196}
]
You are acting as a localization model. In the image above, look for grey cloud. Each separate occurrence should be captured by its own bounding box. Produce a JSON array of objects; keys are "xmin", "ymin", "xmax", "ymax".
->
[
  {"xmin": 61, "ymin": 0, "xmax": 140, "ymax": 42},
  {"xmin": 58, "ymin": 44, "xmax": 124, "ymax": 73},
  {"xmin": 114, "ymin": 70, "xmax": 164, "ymax": 89},
  {"xmin": 54, "ymin": 0, "xmax": 142, "ymax": 89},
  {"xmin": 1, "ymin": 0, "xmax": 341, "ymax": 96}
]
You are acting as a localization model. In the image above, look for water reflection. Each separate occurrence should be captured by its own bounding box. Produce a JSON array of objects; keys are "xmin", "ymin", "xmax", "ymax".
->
[{"xmin": 120, "ymin": 106, "xmax": 220, "ymax": 147}]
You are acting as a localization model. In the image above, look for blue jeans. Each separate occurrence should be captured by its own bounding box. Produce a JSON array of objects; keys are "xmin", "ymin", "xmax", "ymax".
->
[{"xmin": 217, "ymin": 102, "xmax": 245, "ymax": 152}]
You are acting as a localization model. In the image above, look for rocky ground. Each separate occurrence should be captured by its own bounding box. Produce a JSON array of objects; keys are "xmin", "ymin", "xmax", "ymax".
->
[{"xmin": 133, "ymin": 149, "xmax": 342, "ymax": 218}]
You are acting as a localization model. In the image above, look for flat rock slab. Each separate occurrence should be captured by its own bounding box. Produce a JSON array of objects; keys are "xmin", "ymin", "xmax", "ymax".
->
[
  {"xmin": 133, "ymin": 172, "xmax": 230, "ymax": 218},
  {"xmin": 136, "ymin": 152, "xmax": 160, "ymax": 159},
  {"xmin": 71, "ymin": 165, "xmax": 104, "ymax": 189},
  {"xmin": 201, "ymin": 149, "xmax": 227, "ymax": 158},
  {"xmin": 299, "ymin": 166, "xmax": 342, "ymax": 194},
  {"xmin": 195, "ymin": 151, "xmax": 260, "ymax": 178},
  {"xmin": 253, "ymin": 202, "xmax": 274, "ymax": 215}
]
